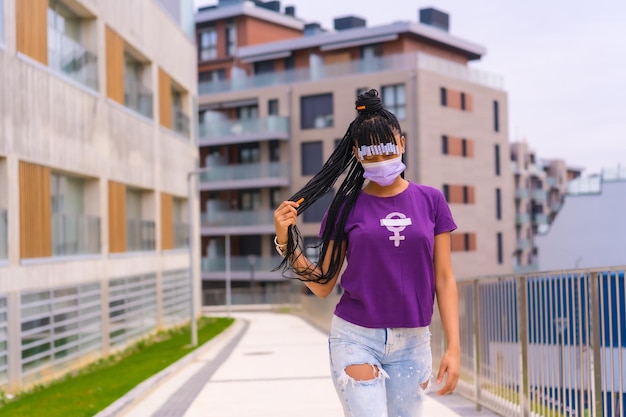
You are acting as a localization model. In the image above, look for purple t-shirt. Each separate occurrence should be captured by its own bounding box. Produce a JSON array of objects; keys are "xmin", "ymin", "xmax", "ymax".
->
[{"xmin": 319, "ymin": 182, "xmax": 457, "ymax": 328}]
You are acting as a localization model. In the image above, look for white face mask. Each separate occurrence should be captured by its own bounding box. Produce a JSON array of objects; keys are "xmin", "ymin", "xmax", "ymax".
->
[{"xmin": 361, "ymin": 156, "xmax": 406, "ymax": 186}]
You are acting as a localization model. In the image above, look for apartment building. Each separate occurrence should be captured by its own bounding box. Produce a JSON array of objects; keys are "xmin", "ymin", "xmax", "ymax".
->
[
  {"xmin": 196, "ymin": 0, "xmax": 515, "ymax": 302},
  {"xmin": 510, "ymin": 141, "xmax": 582, "ymax": 271},
  {"xmin": 0, "ymin": 0, "xmax": 198, "ymax": 392}
]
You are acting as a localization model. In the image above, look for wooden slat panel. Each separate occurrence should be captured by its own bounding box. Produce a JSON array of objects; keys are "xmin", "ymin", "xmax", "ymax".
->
[
  {"xmin": 108, "ymin": 181, "xmax": 127, "ymax": 253},
  {"xmin": 161, "ymin": 193, "xmax": 173, "ymax": 250},
  {"xmin": 16, "ymin": 0, "xmax": 48, "ymax": 64},
  {"xmin": 450, "ymin": 233, "xmax": 465, "ymax": 252},
  {"xmin": 19, "ymin": 161, "xmax": 52, "ymax": 258},
  {"xmin": 159, "ymin": 68, "xmax": 172, "ymax": 129},
  {"xmin": 106, "ymin": 26, "xmax": 125, "ymax": 104}
]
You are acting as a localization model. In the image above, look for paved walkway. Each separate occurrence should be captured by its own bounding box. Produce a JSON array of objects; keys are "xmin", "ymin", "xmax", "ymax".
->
[{"xmin": 100, "ymin": 312, "xmax": 500, "ymax": 417}]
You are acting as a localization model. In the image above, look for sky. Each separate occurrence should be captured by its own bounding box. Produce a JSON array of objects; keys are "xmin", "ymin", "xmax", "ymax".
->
[{"xmin": 194, "ymin": 0, "xmax": 626, "ymax": 174}]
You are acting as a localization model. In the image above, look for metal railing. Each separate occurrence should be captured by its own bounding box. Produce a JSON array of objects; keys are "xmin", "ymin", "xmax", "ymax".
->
[
  {"xmin": 198, "ymin": 116, "xmax": 289, "ymax": 139},
  {"xmin": 533, "ymin": 213, "xmax": 549, "ymax": 225},
  {"xmin": 515, "ymin": 189, "xmax": 529, "ymax": 200},
  {"xmin": 516, "ymin": 213, "xmax": 530, "ymax": 225},
  {"xmin": 47, "ymin": 27, "xmax": 98, "ymax": 90},
  {"xmin": 200, "ymin": 209, "xmax": 274, "ymax": 227},
  {"xmin": 428, "ymin": 266, "xmax": 626, "ymax": 417},
  {"xmin": 0, "ymin": 208, "xmax": 7, "ymax": 260},
  {"xmin": 532, "ymin": 189, "xmax": 548, "ymax": 202},
  {"xmin": 172, "ymin": 107, "xmax": 190, "ymax": 137},
  {"xmin": 201, "ymin": 255, "xmax": 284, "ymax": 273},
  {"xmin": 199, "ymin": 162, "xmax": 289, "ymax": 183},
  {"xmin": 199, "ymin": 52, "xmax": 503, "ymax": 94},
  {"xmin": 126, "ymin": 219, "xmax": 155, "ymax": 251},
  {"xmin": 51, "ymin": 213, "xmax": 100, "ymax": 256},
  {"xmin": 124, "ymin": 87, "xmax": 153, "ymax": 119},
  {"xmin": 202, "ymin": 282, "xmax": 299, "ymax": 306}
]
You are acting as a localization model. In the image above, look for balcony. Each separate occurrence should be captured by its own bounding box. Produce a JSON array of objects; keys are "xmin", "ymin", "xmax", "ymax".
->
[
  {"xmin": 48, "ymin": 27, "xmax": 98, "ymax": 91},
  {"xmin": 549, "ymin": 201, "xmax": 562, "ymax": 212},
  {"xmin": 173, "ymin": 221, "xmax": 189, "ymax": 249},
  {"xmin": 127, "ymin": 219, "xmax": 155, "ymax": 251},
  {"xmin": 199, "ymin": 162, "xmax": 290, "ymax": 191},
  {"xmin": 0, "ymin": 208, "xmax": 7, "ymax": 260},
  {"xmin": 531, "ymin": 189, "xmax": 547, "ymax": 202},
  {"xmin": 51, "ymin": 213, "xmax": 100, "ymax": 256},
  {"xmin": 198, "ymin": 52, "xmax": 503, "ymax": 95},
  {"xmin": 516, "ymin": 239, "xmax": 531, "ymax": 251},
  {"xmin": 546, "ymin": 176, "xmax": 558, "ymax": 188},
  {"xmin": 201, "ymin": 255, "xmax": 285, "ymax": 281},
  {"xmin": 201, "ymin": 209, "xmax": 274, "ymax": 235},
  {"xmin": 198, "ymin": 116, "xmax": 289, "ymax": 145},
  {"xmin": 516, "ymin": 213, "xmax": 530, "ymax": 225},
  {"xmin": 515, "ymin": 188, "xmax": 529, "ymax": 200}
]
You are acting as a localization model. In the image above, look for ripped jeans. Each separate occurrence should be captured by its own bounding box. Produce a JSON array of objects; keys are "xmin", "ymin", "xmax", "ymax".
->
[{"xmin": 329, "ymin": 315, "xmax": 432, "ymax": 417}]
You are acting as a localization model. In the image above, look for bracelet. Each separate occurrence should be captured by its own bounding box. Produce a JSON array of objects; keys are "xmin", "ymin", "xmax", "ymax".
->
[{"xmin": 274, "ymin": 235, "xmax": 287, "ymax": 257}]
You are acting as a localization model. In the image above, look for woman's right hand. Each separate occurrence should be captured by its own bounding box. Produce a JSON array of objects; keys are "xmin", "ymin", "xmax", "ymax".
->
[{"xmin": 273, "ymin": 200, "xmax": 301, "ymax": 245}]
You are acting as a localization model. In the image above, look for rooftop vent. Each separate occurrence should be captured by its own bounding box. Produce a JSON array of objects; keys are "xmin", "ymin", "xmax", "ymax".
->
[
  {"xmin": 285, "ymin": 5, "xmax": 295, "ymax": 16},
  {"xmin": 255, "ymin": 0, "xmax": 281, "ymax": 12},
  {"xmin": 304, "ymin": 22, "xmax": 326, "ymax": 36},
  {"xmin": 419, "ymin": 8, "xmax": 449, "ymax": 32},
  {"xmin": 334, "ymin": 15, "xmax": 366, "ymax": 31}
]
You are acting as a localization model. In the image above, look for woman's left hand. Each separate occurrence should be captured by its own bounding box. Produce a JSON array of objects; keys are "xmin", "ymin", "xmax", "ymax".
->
[{"xmin": 436, "ymin": 347, "xmax": 460, "ymax": 395}]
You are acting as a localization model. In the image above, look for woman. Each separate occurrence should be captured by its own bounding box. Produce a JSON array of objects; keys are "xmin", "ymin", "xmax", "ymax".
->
[{"xmin": 273, "ymin": 89, "xmax": 460, "ymax": 417}]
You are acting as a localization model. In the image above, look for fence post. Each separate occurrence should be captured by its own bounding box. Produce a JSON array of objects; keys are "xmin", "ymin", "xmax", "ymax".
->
[
  {"xmin": 472, "ymin": 280, "xmax": 482, "ymax": 409},
  {"xmin": 589, "ymin": 271, "xmax": 603, "ymax": 417},
  {"xmin": 517, "ymin": 275, "xmax": 531, "ymax": 417}
]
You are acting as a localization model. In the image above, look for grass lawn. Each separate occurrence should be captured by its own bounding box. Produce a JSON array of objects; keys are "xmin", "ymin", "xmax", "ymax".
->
[{"xmin": 0, "ymin": 316, "xmax": 234, "ymax": 417}]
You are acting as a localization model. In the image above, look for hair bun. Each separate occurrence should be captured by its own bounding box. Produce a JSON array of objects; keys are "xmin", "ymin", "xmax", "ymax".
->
[{"xmin": 355, "ymin": 89, "xmax": 384, "ymax": 114}]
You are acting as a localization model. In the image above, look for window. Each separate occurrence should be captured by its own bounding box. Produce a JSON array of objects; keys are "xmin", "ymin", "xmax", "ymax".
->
[
  {"xmin": 497, "ymin": 232, "xmax": 503, "ymax": 264},
  {"xmin": 493, "ymin": 100, "xmax": 500, "ymax": 132},
  {"xmin": 198, "ymin": 69, "xmax": 225, "ymax": 83},
  {"xmin": 442, "ymin": 184, "xmax": 449, "ymax": 202},
  {"xmin": 301, "ymin": 93, "xmax": 333, "ymax": 129},
  {"xmin": 460, "ymin": 92, "xmax": 466, "ymax": 110},
  {"xmin": 268, "ymin": 99, "xmax": 279, "ymax": 115},
  {"xmin": 301, "ymin": 141, "xmax": 323, "ymax": 175},
  {"xmin": 382, "ymin": 84, "xmax": 406, "ymax": 119},
  {"xmin": 270, "ymin": 188, "xmax": 281, "ymax": 209},
  {"xmin": 239, "ymin": 144, "xmax": 260, "ymax": 164},
  {"xmin": 225, "ymin": 21, "xmax": 236, "ymax": 56},
  {"xmin": 496, "ymin": 188, "xmax": 502, "ymax": 220},
  {"xmin": 237, "ymin": 105, "xmax": 258, "ymax": 120},
  {"xmin": 199, "ymin": 27, "xmax": 217, "ymax": 61},
  {"xmin": 124, "ymin": 52, "xmax": 153, "ymax": 118},
  {"xmin": 463, "ymin": 186, "xmax": 469, "ymax": 204},
  {"xmin": 361, "ymin": 44, "xmax": 383, "ymax": 60},
  {"xmin": 47, "ymin": 0, "xmax": 97, "ymax": 89},
  {"xmin": 172, "ymin": 197, "xmax": 188, "ymax": 248},
  {"xmin": 495, "ymin": 144, "xmax": 501, "ymax": 176},
  {"xmin": 441, "ymin": 135, "xmax": 448, "ymax": 155},
  {"xmin": 126, "ymin": 188, "xmax": 155, "ymax": 251},
  {"xmin": 440, "ymin": 87, "xmax": 447, "ymax": 106},
  {"xmin": 50, "ymin": 172, "xmax": 100, "ymax": 256},
  {"xmin": 171, "ymin": 86, "xmax": 189, "ymax": 136},
  {"xmin": 303, "ymin": 190, "xmax": 334, "ymax": 223},
  {"xmin": 284, "ymin": 55, "xmax": 295, "ymax": 70},
  {"xmin": 239, "ymin": 190, "xmax": 261, "ymax": 210},
  {"xmin": 461, "ymin": 139, "xmax": 467, "ymax": 157},
  {"xmin": 464, "ymin": 233, "xmax": 470, "ymax": 252},
  {"xmin": 269, "ymin": 140, "xmax": 280, "ymax": 162},
  {"xmin": 254, "ymin": 60, "xmax": 275, "ymax": 75}
]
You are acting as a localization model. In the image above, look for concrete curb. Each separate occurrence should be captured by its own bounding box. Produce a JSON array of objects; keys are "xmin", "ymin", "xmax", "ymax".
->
[{"xmin": 93, "ymin": 318, "xmax": 246, "ymax": 417}]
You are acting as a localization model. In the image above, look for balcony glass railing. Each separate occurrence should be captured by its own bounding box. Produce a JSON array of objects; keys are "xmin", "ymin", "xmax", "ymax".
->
[
  {"xmin": 124, "ymin": 87, "xmax": 153, "ymax": 119},
  {"xmin": 515, "ymin": 188, "xmax": 529, "ymax": 199},
  {"xmin": 531, "ymin": 189, "xmax": 547, "ymax": 201},
  {"xmin": 199, "ymin": 52, "xmax": 503, "ymax": 94},
  {"xmin": 173, "ymin": 221, "xmax": 189, "ymax": 248},
  {"xmin": 172, "ymin": 107, "xmax": 190, "ymax": 137},
  {"xmin": 201, "ymin": 209, "xmax": 274, "ymax": 227},
  {"xmin": 516, "ymin": 213, "xmax": 530, "ymax": 225},
  {"xmin": 47, "ymin": 27, "xmax": 98, "ymax": 90},
  {"xmin": 532, "ymin": 213, "xmax": 549, "ymax": 225},
  {"xmin": 198, "ymin": 116, "xmax": 289, "ymax": 139},
  {"xmin": 127, "ymin": 219, "xmax": 155, "ymax": 251},
  {"xmin": 200, "ymin": 162, "xmax": 289, "ymax": 183},
  {"xmin": 0, "ymin": 208, "xmax": 7, "ymax": 260},
  {"xmin": 516, "ymin": 239, "xmax": 531, "ymax": 251},
  {"xmin": 201, "ymin": 255, "xmax": 284, "ymax": 273},
  {"xmin": 546, "ymin": 176, "xmax": 558, "ymax": 188},
  {"xmin": 51, "ymin": 213, "xmax": 100, "ymax": 256}
]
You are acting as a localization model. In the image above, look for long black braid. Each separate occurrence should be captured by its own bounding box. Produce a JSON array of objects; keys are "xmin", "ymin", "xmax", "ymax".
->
[{"xmin": 275, "ymin": 89, "xmax": 402, "ymax": 283}]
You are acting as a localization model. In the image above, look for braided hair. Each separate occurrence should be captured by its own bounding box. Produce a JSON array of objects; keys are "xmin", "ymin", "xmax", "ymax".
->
[{"xmin": 275, "ymin": 89, "xmax": 403, "ymax": 283}]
